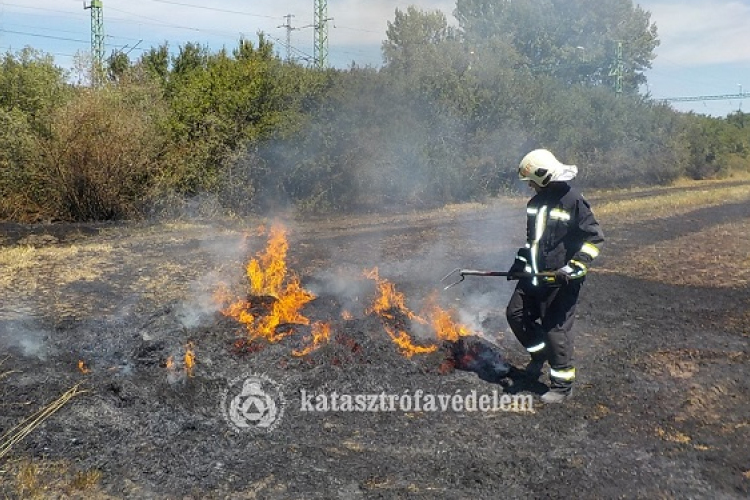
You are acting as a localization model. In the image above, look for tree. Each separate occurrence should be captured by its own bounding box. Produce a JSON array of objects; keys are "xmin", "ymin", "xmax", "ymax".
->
[
  {"xmin": 382, "ymin": 6, "xmax": 457, "ymax": 72},
  {"xmin": 107, "ymin": 50, "xmax": 130, "ymax": 82},
  {"xmin": 171, "ymin": 42, "xmax": 209, "ymax": 77},
  {"xmin": 0, "ymin": 47, "xmax": 70, "ymax": 133},
  {"xmin": 139, "ymin": 44, "xmax": 170, "ymax": 83},
  {"xmin": 454, "ymin": 0, "xmax": 659, "ymax": 91}
]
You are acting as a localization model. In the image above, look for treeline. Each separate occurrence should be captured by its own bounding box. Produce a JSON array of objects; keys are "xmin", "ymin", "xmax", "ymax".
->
[{"xmin": 1, "ymin": 0, "xmax": 749, "ymax": 222}]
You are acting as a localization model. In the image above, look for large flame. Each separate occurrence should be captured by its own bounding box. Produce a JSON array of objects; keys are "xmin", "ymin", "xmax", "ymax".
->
[
  {"xmin": 218, "ymin": 222, "xmax": 328, "ymax": 347},
  {"xmin": 247, "ymin": 224, "xmax": 289, "ymax": 296},
  {"xmin": 215, "ymin": 227, "xmax": 474, "ymax": 361}
]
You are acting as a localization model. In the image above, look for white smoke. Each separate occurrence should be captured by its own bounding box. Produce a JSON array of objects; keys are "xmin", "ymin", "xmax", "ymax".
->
[
  {"xmin": 0, "ymin": 319, "xmax": 52, "ymax": 360},
  {"xmin": 175, "ymin": 230, "xmax": 254, "ymax": 329}
]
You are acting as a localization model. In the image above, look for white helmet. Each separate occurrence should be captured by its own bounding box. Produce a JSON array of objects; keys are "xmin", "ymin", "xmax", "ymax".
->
[{"xmin": 518, "ymin": 149, "xmax": 578, "ymax": 187}]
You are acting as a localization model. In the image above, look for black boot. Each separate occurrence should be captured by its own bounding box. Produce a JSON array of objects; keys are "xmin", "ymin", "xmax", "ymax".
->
[
  {"xmin": 541, "ymin": 374, "xmax": 574, "ymax": 404},
  {"xmin": 541, "ymin": 386, "xmax": 573, "ymax": 403}
]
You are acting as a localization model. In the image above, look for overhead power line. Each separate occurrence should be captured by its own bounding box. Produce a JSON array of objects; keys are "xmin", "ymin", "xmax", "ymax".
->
[
  {"xmin": 0, "ymin": 28, "xmax": 88, "ymax": 44},
  {"xmin": 150, "ymin": 0, "xmax": 279, "ymax": 20},
  {"xmin": 661, "ymin": 92, "xmax": 750, "ymax": 103}
]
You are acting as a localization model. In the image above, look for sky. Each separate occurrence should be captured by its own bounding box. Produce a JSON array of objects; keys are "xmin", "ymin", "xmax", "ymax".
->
[{"xmin": 1, "ymin": 0, "xmax": 749, "ymax": 117}]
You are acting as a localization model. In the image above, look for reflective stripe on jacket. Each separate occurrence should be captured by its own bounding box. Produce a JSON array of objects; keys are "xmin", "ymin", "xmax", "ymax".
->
[{"xmin": 525, "ymin": 182, "xmax": 604, "ymax": 284}]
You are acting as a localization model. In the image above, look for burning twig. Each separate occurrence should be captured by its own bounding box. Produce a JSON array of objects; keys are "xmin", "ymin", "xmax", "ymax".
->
[
  {"xmin": 0, "ymin": 384, "xmax": 87, "ymax": 461},
  {"xmin": 164, "ymin": 344, "xmax": 197, "ymax": 380}
]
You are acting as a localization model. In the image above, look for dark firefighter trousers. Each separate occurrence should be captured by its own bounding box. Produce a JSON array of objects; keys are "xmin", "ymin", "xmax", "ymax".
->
[{"xmin": 505, "ymin": 280, "xmax": 582, "ymax": 389}]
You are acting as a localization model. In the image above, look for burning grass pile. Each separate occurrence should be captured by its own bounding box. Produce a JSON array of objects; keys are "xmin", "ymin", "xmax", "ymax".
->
[{"xmin": 208, "ymin": 222, "xmax": 511, "ymax": 388}]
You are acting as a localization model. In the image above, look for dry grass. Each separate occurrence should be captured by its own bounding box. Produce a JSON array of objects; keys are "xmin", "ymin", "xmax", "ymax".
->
[
  {"xmin": 0, "ymin": 356, "xmax": 13, "ymax": 382},
  {"xmin": 1, "ymin": 384, "xmax": 86, "ymax": 461},
  {"xmin": 593, "ymin": 180, "xmax": 750, "ymax": 225},
  {"xmin": 0, "ymin": 243, "xmax": 113, "ymax": 282},
  {"xmin": 607, "ymin": 218, "xmax": 750, "ymax": 288},
  {"xmin": 4, "ymin": 458, "xmax": 109, "ymax": 499}
]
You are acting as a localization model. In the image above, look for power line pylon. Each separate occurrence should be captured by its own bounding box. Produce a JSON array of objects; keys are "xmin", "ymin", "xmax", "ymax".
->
[
  {"xmin": 313, "ymin": 0, "xmax": 332, "ymax": 69},
  {"xmin": 609, "ymin": 41, "xmax": 623, "ymax": 95},
  {"xmin": 84, "ymin": 0, "xmax": 105, "ymax": 85},
  {"xmin": 278, "ymin": 14, "xmax": 297, "ymax": 63}
]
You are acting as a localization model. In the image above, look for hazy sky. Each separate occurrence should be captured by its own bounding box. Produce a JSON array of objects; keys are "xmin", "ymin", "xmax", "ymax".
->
[{"xmin": 1, "ymin": 0, "xmax": 748, "ymax": 117}]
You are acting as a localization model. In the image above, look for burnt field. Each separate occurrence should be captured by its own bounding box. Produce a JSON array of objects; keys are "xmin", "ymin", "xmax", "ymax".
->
[{"xmin": 1, "ymin": 180, "xmax": 749, "ymax": 499}]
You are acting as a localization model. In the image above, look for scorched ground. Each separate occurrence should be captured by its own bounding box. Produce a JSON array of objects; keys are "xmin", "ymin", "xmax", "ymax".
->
[{"xmin": 1, "ymin": 183, "xmax": 749, "ymax": 498}]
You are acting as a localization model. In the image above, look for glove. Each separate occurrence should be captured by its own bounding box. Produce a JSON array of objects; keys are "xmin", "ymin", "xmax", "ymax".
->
[
  {"xmin": 507, "ymin": 248, "xmax": 532, "ymax": 280},
  {"xmin": 555, "ymin": 260, "xmax": 587, "ymax": 284},
  {"xmin": 507, "ymin": 258, "xmax": 526, "ymax": 280}
]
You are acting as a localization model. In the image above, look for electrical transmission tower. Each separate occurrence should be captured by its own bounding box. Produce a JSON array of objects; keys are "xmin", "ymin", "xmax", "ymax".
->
[
  {"xmin": 313, "ymin": 0, "xmax": 332, "ymax": 69},
  {"xmin": 609, "ymin": 41, "xmax": 624, "ymax": 95},
  {"xmin": 278, "ymin": 14, "xmax": 297, "ymax": 63},
  {"xmin": 84, "ymin": 0, "xmax": 105, "ymax": 85}
]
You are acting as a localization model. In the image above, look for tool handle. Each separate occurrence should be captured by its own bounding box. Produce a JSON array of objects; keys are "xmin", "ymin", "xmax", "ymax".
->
[{"xmin": 459, "ymin": 269, "xmax": 556, "ymax": 278}]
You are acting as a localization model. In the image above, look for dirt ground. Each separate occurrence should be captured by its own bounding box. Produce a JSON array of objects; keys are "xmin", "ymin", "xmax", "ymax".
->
[{"xmin": 0, "ymin": 180, "xmax": 749, "ymax": 499}]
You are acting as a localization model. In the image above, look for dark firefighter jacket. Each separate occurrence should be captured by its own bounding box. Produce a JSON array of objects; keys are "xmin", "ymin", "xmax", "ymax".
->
[{"xmin": 515, "ymin": 182, "xmax": 604, "ymax": 286}]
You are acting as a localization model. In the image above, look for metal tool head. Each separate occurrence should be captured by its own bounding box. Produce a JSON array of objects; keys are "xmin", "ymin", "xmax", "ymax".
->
[{"xmin": 440, "ymin": 268, "xmax": 465, "ymax": 290}]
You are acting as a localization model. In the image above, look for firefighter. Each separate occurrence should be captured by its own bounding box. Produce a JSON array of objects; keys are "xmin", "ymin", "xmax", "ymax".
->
[{"xmin": 505, "ymin": 149, "xmax": 604, "ymax": 403}]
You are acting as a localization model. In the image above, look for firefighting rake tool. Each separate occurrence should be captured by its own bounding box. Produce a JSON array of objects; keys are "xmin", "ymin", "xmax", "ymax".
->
[{"xmin": 440, "ymin": 268, "xmax": 557, "ymax": 291}]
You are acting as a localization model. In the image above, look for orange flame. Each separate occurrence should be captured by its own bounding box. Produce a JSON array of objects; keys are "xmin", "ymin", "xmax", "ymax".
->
[
  {"xmin": 165, "ymin": 356, "xmax": 175, "ymax": 370},
  {"xmin": 248, "ymin": 223, "xmax": 289, "ymax": 296},
  {"xmin": 77, "ymin": 360, "xmax": 91, "ymax": 374},
  {"xmin": 385, "ymin": 327, "xmax": 438, "ymax": 357},
  {"xmin": 364, "ymin": 268, "xmax": 425, "ymax": 324},
  {"xmin": 292, "ymin": 322, "xmax": 332, "ymax": 357},
  {"xmin": 184, "ymin": 343, "xmax": 195, "ymax": 377},
  {"xmin": 364, "ymin": 267, "xmax": 437, "ymax": 356},
  {"xmin": 341, "ymin": 310, "xmax": 353, "ymax": 321},
  {"xmin": 423, "ymin": 294, "xmax": 475, "ymax": 342},
  {"xmin": 217, "ymin": 222, "xmax": 323, "ymax": 345}
]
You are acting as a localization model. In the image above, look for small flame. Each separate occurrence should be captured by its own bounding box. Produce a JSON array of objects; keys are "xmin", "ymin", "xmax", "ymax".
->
[
  {"xmin": 364, "ymin": 268, "xmax": 425, "ymax": 324},
  {"xmin": 184, "ymin": 343, "xmax": 195, "ymax": 377},
  {"xmin": 165, "ymin": 356, "xmax": 175, "ymax": 370},
  {"xmin": 424, "ymin": 294, "xmax": 474, "ymax": 342},
  {"xmin": 341, "ymin": 310, "xmax": 353, "ymax": 321},
  {"xmin": 364, "ymin": 268, "xmax": 437, "ymax": 356},
  {"xmin": 292, "ymin": 322, "xmax": 332, "ymax": 357},
  {"xmin": 77, "ymin": 360, "xmax": 91, "ymax": 374},
  {"xmin": 385, "ymin": 327, "xmax": 438, "ymax": 357}
]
